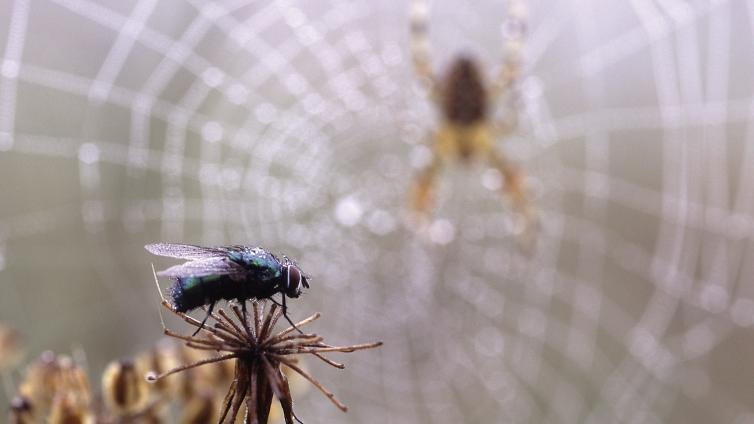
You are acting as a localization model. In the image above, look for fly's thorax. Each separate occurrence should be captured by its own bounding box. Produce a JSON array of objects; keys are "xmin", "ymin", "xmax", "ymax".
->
[
  {"xmin": 234, "ymin": 248, "xmax": 283, "ymax": 281},
  {"xmin": 442, "ymin": 56, "xmax": 488, "ymax": 126}
]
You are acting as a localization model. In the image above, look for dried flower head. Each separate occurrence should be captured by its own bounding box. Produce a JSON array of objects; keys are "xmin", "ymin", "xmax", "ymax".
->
[
  {"xmin": 14, "ymin": 351, "xmax": 92, "ymax": 424},
  {"xmin": 48, "ymin": 392, "xmax": 93, "ymax": 424},
  {"xmin": 9, "ymin": 343, "xmax": 233, "ymax": 423},
  {"xmin": 9, "ymin": 395, "xmax": 33, "ymax": 424},
  {"xmin": 146, "ymin": 297, "xmax": 382, "ymax": 424},
  {"xmin": 0, "ymin": 323, "xmax": 23, "ymax": 370},
  {"xmin": 101, "ymin": 359, "xmax": 150, "ymax": 415}
]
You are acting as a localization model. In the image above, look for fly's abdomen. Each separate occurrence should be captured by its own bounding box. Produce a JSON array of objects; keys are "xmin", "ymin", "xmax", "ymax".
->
[{"xmin": 169, "ymin": 275, "xmax": 230, "ymax": 312}]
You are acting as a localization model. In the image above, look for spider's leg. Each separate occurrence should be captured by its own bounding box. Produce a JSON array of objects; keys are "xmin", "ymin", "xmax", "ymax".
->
[
  {"xmin": 487, "ymin": 147, "xmax": 538, "ymax": 242},
  {"xmin": 489, "ymin": 107, "xmax": 535, "ymax": 219},
  {"xmin": 491, "ymin": 0, "xmax": 527, "ymax": 102},
  {"xmin": 410, "ymin": 138, "xmax": 444, "ymax": 221},
  {"xmin": 410, "ymin": 0, "xmax": 440, "ymax": 101},
  {"xmin": 192, "ymin": 301, "xmax": 216, "ymax": 336}
]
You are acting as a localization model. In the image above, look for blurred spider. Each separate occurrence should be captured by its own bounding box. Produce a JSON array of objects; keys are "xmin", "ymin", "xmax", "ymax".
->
[{"xmin": 409, "ymin": 0, "xmax": 537, "ymax": 238}]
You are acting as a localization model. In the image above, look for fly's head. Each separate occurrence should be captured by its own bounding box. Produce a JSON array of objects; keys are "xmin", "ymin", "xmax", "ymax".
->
[{"xmin": 281, "ymin": 260, "xmax": 309, "ymax": 298}]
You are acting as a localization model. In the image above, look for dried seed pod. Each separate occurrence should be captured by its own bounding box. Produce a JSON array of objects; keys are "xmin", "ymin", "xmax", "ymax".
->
[
  {"xmin": 102, "ymin": 359, "xmax": 149, "ymax": 415},
  {"xmin": 17, "ymin": 352, "xmax": 92, "ymax": 421},
  {"xmin": 48, "ymin": 393, "xmax": 93, "ymax": 424},
  {"xmin": 18, "ymin": 351, "xmax": 63, "ymax": 412},
  {"xmin": 9, "ymin": 395, "xmax": 34, "ymax": 424},
  {"xmin": 181, "ymin": 389, "xmax": 219, "ymax": 424},
  {"xmin": 57, "ymin": 355, "xmax": 91, "ymax": 405}
]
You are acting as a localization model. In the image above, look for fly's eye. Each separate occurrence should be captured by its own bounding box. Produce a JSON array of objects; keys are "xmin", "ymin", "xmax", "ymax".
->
[{"xmin": 287, "ymin": 265, "xmax": 302, "ymax": 292}]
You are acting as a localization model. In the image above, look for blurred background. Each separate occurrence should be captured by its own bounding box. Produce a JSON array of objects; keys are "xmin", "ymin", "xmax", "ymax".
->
[{"xmin": 1, "ymin": 0, "xmax": 753, "ymax": 422}]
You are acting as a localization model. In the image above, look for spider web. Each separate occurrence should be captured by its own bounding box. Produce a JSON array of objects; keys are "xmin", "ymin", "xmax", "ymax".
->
[{"xmin": 1, "ymin": 0, "xmax": 753, "ymax": 423}]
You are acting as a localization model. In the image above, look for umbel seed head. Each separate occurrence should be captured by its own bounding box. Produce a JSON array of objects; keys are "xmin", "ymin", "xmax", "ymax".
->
[{"xmin": 145, "ymin": 299, "xmax": 383, "ymax": 423}]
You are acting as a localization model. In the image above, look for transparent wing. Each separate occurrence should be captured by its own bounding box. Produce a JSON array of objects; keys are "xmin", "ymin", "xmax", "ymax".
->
[
  {"xmin": 155, "ymin": 257, "xmax": 246, "ymax": 279},
  {"xmin": 145, "ymin": 243, "xmax": 229, "ymax": 260}
]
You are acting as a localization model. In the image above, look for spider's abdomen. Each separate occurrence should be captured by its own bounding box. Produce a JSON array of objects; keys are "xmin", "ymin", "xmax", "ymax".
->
[{"xmin": 442, "ymin": 56, "xmax": 488, "ymax": 126}]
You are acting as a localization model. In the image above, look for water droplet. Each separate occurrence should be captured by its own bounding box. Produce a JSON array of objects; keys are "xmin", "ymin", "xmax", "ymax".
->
[
  {"xmin": 429, "ymin": 219, "xmax": 455, "ymax": 245},
  {"xmin": 0, "ymin": 242, "xmax": 6, "ymax": 271},
  {"xmin": 731, "ymin": 298, "xmax": 754, "ymax": 327},
  {"xmin": 201, "ymin": 67, "xmax": 224, "ymax": 88},
  {"xmin": 683, "ymin": 324, "xmax": 714, "ymax": 356},
  {"xmin": 367, "ymin": 210, "xmax": 395, "ymax": 235},
  {"xmin": 518, "ymin": 308, "xmax": 545, "ymax": 338},
  {"xmin": 474, "ymin": 326, "xmax": 505, "ymax": 357},
  {"xmin": 481, "ymin": 168, "xmax": 503, "ymax": 191},
  {"xmin": 1, "ymin": 60, "xmax": 19, "ymax": 79},
  {"xmin": 410, "ymin": 145, "xmax": 432, "ymax": 169},
  {"xmin": 283, "ymin": 7, "xmax": 306, "ymax": 27},
  {"xmin": 231, "ymin": 28, "xmax": 251, "ymax": 45},
  {"xmin": 78, "ymin": 143, "xmax": 100, "ymax": 164},
  {"xmin": 629, "ymin": 328, "xmax": 656, "ymax": 360},
  {"xmin": 255, "ymin": 103, "xmax": 277, "ymax": 124},
  {"xmin": 227, "ymin": 84, "xmax": 248, "ymax": 105},
  {"xmin": 679, "ymin": 368, "xmax": 709, "ymax": 399},
  {"xmin": 699, "ymin": 285, "xmax": 728, "ymax": 313},
  {"xmin": 335, "ymin": 196, "xmax": 363, "ymax": 227},
  {"xmin": 521, "ymin": 76, "xmax": 543, "ymax": 99},
  {"xmin": 201, "ymin": 121, "xmax": 223, "ymax": 143}
]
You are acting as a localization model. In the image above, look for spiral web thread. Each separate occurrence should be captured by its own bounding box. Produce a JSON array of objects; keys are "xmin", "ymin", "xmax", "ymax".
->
[{"xmin": 0, "ymin": 1, "xmax": 753, "ymax": 423}]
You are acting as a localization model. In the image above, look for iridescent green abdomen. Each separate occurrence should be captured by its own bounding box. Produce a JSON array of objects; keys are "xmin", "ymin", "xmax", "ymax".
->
[{"xmin": 170, "ymin": 274, "xmax": 228, "ymax": 312}]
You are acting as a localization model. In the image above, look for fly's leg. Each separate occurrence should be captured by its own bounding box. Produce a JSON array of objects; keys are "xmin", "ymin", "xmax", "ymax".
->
[
  {"xmin": 192, "ymin": 301, "xmax": 216, "ymax": 336},
  {"xmin": 269, "ymin": 295, "xmax": 304, "ymax": 335}
]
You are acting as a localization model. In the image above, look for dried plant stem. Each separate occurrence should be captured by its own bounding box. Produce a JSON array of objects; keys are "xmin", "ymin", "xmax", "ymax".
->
[{"xmin": 275, "ymin": 355, "xmax": 348, "ymax": 412}]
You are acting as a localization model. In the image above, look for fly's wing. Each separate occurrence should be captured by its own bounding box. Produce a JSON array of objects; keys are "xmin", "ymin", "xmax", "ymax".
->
[
  {"xmin": 145, "ymin": 243, "xmax": 230, "ymax": 260},
  {"xmin": 155, "ymin": 257, "xmax": 247, "ymax": 281}
]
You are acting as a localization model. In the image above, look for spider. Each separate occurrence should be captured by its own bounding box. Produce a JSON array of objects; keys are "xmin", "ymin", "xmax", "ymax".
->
[{"xmin": 408, "ymin": 0, "xmax": 537, "ymax": 239}]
